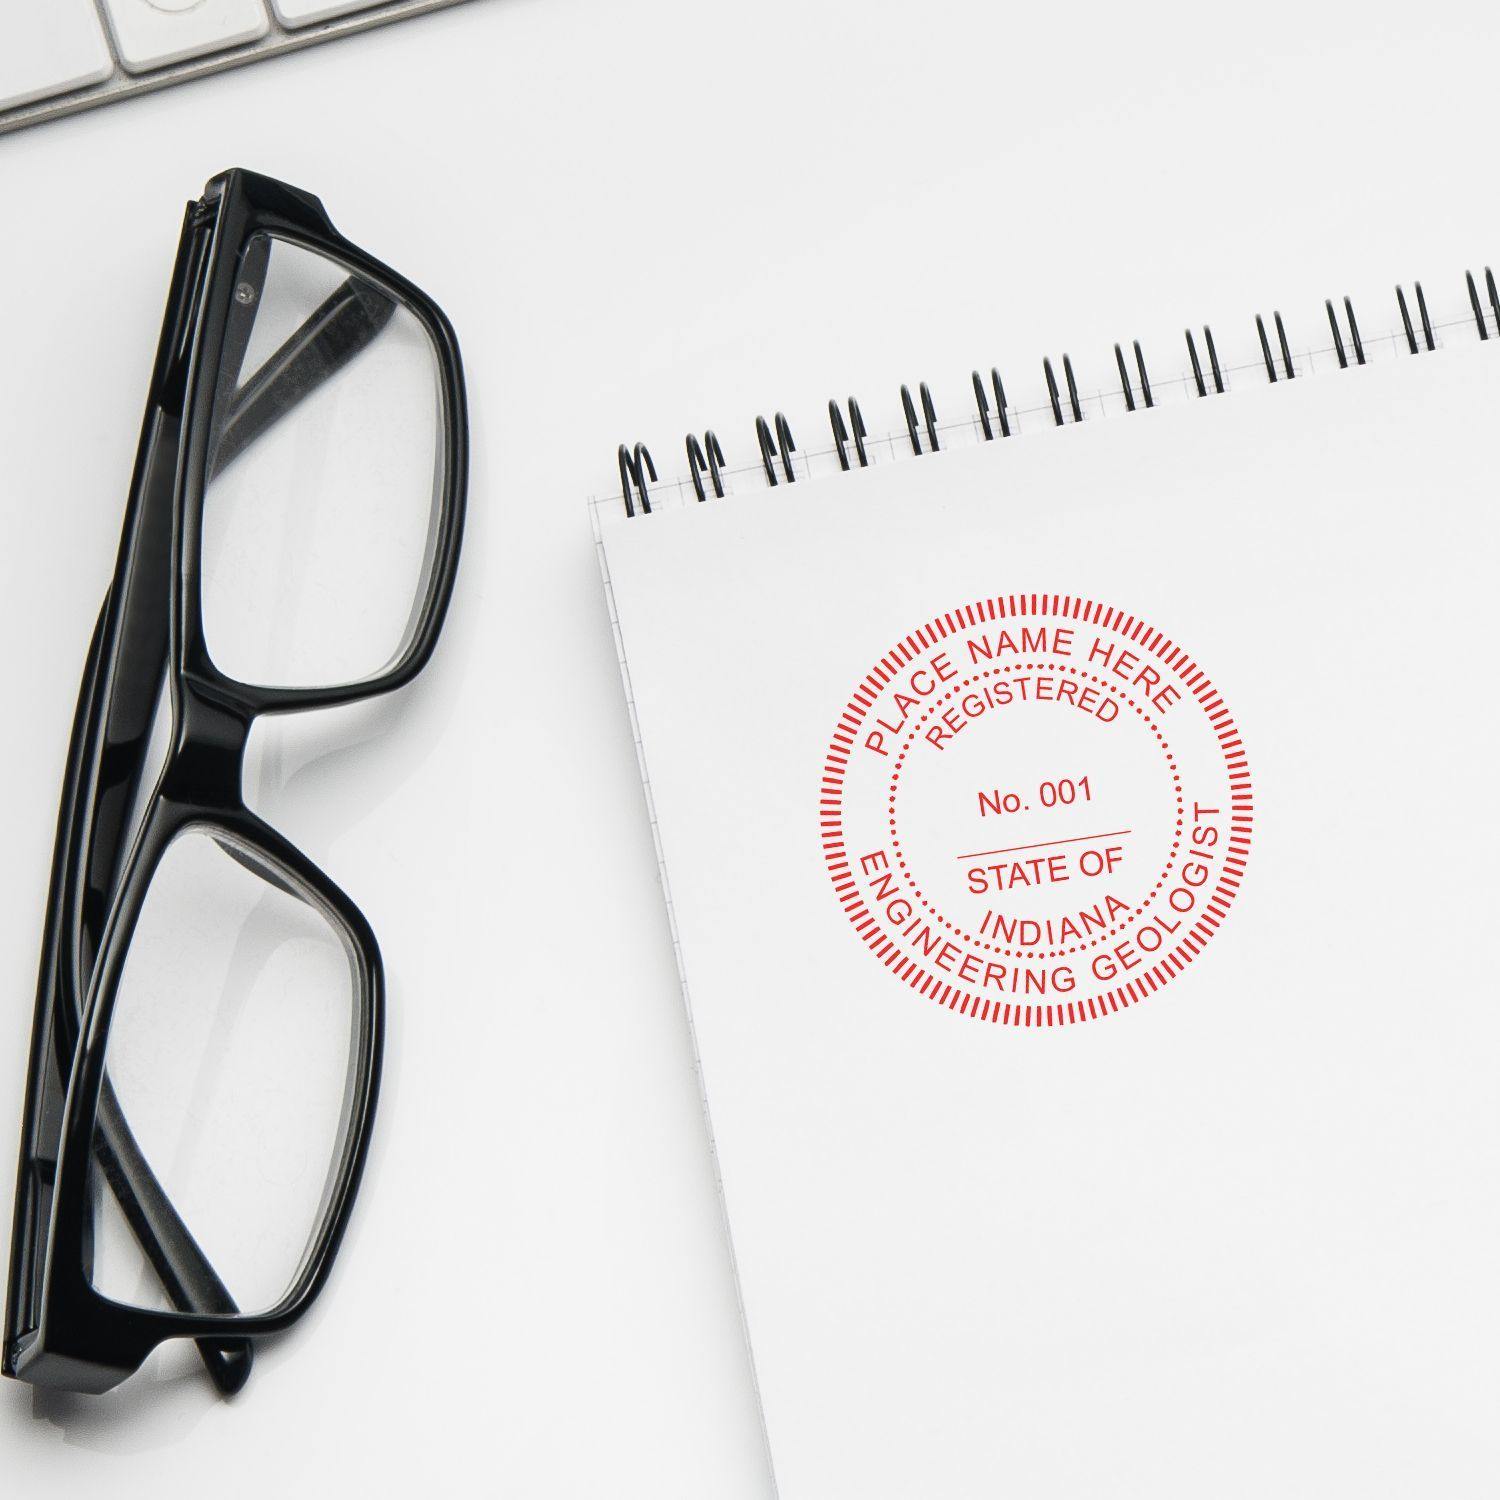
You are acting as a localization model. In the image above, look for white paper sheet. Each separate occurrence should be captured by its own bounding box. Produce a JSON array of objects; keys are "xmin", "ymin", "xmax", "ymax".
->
[{"xmin": 598, "ymin": 343, "xmax": 1500, "ymax": 1499}]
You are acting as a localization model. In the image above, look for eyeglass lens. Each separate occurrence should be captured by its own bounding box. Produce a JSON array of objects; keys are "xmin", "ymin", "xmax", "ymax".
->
[{"xmin": 201, "ymin": 233, "xmax": 447, "ymax": 692}]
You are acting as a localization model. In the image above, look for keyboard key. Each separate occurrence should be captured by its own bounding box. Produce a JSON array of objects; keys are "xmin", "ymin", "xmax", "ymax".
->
[
  {"xmin": 100, "ymin": 0, "xmax": 271, "ymax": 75},
  {"xmin": 272, "ymin": 0, "xmax": 386, "ymax": 25},
  {"xmin": 0, "ymin": 0, "xmax": 113, "ymax": 111}
]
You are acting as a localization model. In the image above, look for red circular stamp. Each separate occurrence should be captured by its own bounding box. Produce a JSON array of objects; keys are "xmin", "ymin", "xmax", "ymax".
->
[{"xmin": 822, "ymin": 595, "xmax": 1253, "ymax": 1026}]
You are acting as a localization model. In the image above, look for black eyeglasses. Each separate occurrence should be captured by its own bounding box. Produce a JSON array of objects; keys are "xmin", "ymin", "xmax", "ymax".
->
[{"xmin": 3, "ymin": 169, "xmax": 467, "ymax": 1396}]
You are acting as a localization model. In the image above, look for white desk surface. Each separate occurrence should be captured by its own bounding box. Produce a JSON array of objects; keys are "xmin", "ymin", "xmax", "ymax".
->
[{"xmin": 3, "ymin": 1, "xmax": 1499, "ymax": 1494}]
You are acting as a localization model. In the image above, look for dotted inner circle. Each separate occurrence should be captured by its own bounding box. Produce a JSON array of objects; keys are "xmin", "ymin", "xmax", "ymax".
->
[{"xmin": 886, "ymin": 664, "xmax": 1184, "ymax": 958}]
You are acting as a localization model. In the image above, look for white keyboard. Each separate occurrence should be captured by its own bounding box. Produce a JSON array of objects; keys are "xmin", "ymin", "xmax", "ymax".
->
[{"xmin": 0, "ymin": 0, "xmax": 475, "ymax": 134}]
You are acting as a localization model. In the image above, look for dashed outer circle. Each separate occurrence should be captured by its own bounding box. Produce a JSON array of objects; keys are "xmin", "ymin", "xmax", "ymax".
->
[{"xmin": 821, "ymin": 594, "xmax": 1253, "ymax": 1027}]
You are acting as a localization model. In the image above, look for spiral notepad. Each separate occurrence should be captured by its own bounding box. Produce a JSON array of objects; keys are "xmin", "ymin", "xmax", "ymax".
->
[{"xmin": 594, "ymin": 282, "xmax": 1500, "ymax": 1499}]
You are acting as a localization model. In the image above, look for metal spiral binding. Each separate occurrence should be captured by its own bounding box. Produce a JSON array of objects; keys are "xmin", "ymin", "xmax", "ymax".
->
[
  {"xmin": 617, "ymin": 442, "xmax": 655, "ymax": 517},
  {"xmin": 1465, "ymin": 268, "xmax": 1499, "ymax": 341},
  {"xmin": 614, "ymin": 268, "xmax": 1496, "ymax": 515},
  {"xmin": 686, "ymin": 431, "xmax": 726, "ymax": 501},
  {"xmin": 755, "ymin": 413, "xmax": 796, "ymax": 486},
  {"xmin": 830, "ymin": 397, "xmax": 869, "ymax": 470},
  {"xmin": 1466, "ymin": 273, "xmax": 1488, "ymax": 340},
  {"xmin": 972, "ymin": 368, "xmax": 1011, "ymax": 439},
  {"xmin": 1325, "ymin": 297, "xmax": 1365, "ymax": 368},
  {"xmin": 901, "ymin": 383, "xmax": 940, "ymax": 454},
  {"xmin": 1396, "ymin": 282, "xmax": 1435, "ymax": 353},
  {"xmin": 1114, "ymin": 341, "xmax": 1152, "ymax": 412},
  {"xmin": 1184, "ymin": 326, "xmax": 1224, "ymax": 397},
  {"xmin": 1255, "ymin": 312, "xmax": 1295, "ymax": 382},
  {"xmin": 1042, "ymin": 355, "xmax": 1082, "ymax": 424}
]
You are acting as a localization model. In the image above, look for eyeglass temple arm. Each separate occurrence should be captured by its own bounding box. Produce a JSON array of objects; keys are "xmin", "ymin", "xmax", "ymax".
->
[
  {"xmin": 207, "ymin": 272, "xmax": 398, "ymax": 482},
  {"xmin": 94, "ymin": 1089, "xmax": 252, "ymax": 1391},
  {"xmin": 71, "ymin": 594, "xmax": 255, "ymax": 1394}
]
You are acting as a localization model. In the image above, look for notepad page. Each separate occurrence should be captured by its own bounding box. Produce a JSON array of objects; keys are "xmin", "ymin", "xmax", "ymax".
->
[{"xmin": 597, "ymin": 344, "xmax": 1500, "ymax": 1500}]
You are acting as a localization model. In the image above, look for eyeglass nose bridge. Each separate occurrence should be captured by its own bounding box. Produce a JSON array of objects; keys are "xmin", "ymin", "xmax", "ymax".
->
[{"xmin": 158, "ymin": 683, "xmax": 253, "ymax": 810}]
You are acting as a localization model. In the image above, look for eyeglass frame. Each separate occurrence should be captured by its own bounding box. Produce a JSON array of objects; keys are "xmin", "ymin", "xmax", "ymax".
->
[{"xmin": 3, "ymin": 167, "xmax": 468, "ymax": 1395}]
